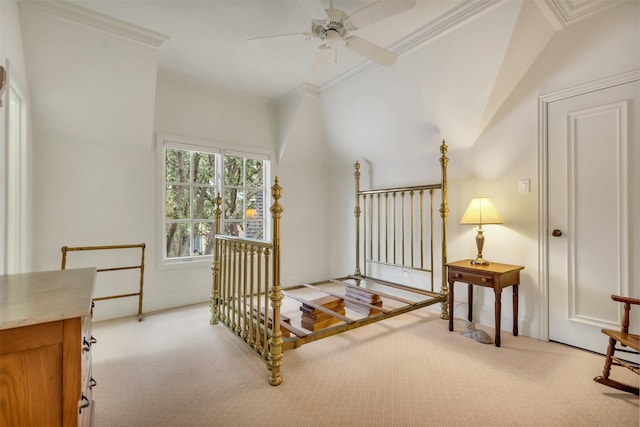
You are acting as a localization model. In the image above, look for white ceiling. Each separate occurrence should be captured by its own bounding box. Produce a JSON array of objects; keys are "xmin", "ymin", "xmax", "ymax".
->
[
  {"xmin": 56, "ymin": 0, "xmax": 619, "ymax": 101},
  {"xmin": 62, "ymin": 0, "xmax": 469, "ymax": 99}
]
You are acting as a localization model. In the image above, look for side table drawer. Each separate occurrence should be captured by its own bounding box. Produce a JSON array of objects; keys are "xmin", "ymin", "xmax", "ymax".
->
[{"xmin": 449, "ymin": 270, "xmax": 493, "ymax": 285}]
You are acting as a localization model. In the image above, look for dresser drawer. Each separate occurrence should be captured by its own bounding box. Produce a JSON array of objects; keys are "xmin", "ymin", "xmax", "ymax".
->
[{"xmin": 448, "ymin": 270, "xmax": 493, "ymax": 286}]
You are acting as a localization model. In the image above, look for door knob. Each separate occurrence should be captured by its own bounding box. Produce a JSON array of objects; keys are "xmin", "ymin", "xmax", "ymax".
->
[{"xmin": 552, "ymin": 229, "xmax": 562, "ymax": 237}]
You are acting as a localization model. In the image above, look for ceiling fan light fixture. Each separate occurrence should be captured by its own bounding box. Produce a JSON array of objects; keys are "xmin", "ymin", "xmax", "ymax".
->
[
  {"xmin": 324, "ymin": 28, "xmax": 341, "ymax": 41},
  {"xmin": 251, "ymin": 0, "xmax": 415, "ymax": 67}
]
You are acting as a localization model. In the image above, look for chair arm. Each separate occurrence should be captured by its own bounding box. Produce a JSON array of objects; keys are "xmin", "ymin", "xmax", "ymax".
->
[{"xmin": 611, "ymin": 295, "xmax": 640, "ymax": 305}]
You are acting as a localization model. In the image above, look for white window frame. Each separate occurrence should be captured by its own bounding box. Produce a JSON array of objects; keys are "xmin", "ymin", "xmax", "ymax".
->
[
  {"xmin": 222, "ymin": 148, "xmax": 271, "ymax": 242},
  {"xmin": 156, "ymin": 134, "xmax": 271, "ymax": 268},
  {"xmin": 3, "ymin": 60, "xmax": 31, "ymax": 274}
]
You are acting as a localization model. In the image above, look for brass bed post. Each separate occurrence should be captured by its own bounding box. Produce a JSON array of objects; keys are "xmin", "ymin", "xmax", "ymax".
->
[
  {"xmin": 354, "ymin": 161, "xmax": 362, "ymax": 278},
  {"xmin": 439, "ymin": 140, "xmax": 450, "ymax": 320},
  {"xmin": 210, "ymin": 195, "xmax": 222, "ymax": 325},
  {"xmin": 268, "ymin": 177, "xmax": 284, "ymax": 386}
]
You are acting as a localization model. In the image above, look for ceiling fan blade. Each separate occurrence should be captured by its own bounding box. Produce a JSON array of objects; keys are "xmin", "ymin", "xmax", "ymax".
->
[
  {"xmin": 344, "ymin": 36, "xmax": 397, "ymax": 66},
  {"xmin": 348, "ymin": 0, "xmax": 416, "ymax": 30}
]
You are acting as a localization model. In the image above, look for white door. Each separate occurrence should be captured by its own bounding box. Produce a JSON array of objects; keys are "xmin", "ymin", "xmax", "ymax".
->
[{"xmin": 548, "ymin": 79, "xmax": 639, "ymax": 354}]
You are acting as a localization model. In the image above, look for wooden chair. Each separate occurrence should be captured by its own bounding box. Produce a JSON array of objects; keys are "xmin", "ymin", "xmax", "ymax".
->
[{"xmin": 593, "ymin": 295, "xmax": 639, "ymax": 395}]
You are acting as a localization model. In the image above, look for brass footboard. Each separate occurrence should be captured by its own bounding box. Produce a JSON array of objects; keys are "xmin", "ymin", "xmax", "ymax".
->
[{"xmin": 210, "ymin": 179, "xmax": 284, "ymax": 386}]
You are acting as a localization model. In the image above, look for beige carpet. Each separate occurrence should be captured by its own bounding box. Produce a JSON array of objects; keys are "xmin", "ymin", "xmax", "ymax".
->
[{"xmin": 91, "ymin": 302, "xmax": 639, "ymax": 427}]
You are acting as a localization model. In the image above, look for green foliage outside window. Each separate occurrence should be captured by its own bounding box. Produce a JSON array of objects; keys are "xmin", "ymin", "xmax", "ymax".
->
[
  {"xmin": 164, "ymin": 147, "xmax": 267, "ymax": 260},
  {"xmin": 223, "ymin": 156, "xmax": 265, "ymax": 239}
]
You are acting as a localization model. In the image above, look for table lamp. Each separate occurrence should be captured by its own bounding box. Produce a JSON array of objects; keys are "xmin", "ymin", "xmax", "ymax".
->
[{"xmin": 460, "ymin": 197, "xmax": 503, "ymax": 265}]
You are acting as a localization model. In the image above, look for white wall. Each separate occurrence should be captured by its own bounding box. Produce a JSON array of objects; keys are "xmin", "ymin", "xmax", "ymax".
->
[
  {"xmin": 19, "ymin": 3, "xmax": 161, "ymax": 320},
  {"xmin": 322, "ymin": 1, "xmax": 639, "ymax": 339},
  {"xmin": 275, "ymin": 86, "xmax": 331, "ymax": 284}
]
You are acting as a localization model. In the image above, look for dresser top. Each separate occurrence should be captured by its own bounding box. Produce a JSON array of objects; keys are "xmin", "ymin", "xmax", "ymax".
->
[{"xmin": 0, "ymin": 268, "xmax": 96, "ymax": 330}]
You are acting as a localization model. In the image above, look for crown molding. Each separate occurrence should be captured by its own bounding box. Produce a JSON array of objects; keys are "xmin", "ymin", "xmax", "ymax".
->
[
  {"xmin": 393, "ymin": 0, "xmax": 504, "ymax": 56},
  {"xmin": 278, "ymin": 83, "xmax": 321, "ymax": 105},
  {"xmin": 19, "ymin": 0, "xmax": 168, "ymax": 48},
  {"xmin": 541, "ymin": 0, "xmax": 620, "ymax": 28}
]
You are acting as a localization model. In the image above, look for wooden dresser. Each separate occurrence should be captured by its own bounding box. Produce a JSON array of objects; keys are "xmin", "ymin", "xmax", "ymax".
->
[{"xmin": 0, "ymin": 268, "xmax": 97, "ymax": 426}]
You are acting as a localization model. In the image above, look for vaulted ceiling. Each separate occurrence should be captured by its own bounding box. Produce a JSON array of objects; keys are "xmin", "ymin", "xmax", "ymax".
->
[
  {"xmin": 28, "ymin": 0, "xmax": 622, "ymax": 165},
  {"xmin": 55, "ymin": 0, "xmax": 620, "ymax": 102}
]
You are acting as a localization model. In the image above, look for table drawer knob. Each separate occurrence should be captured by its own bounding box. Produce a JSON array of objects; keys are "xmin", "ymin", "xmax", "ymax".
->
[
  {"xmin": 482, "ymin": 277, "xmax": 489, "ymax": 283},
  {"xmin": 453, "ymin": 273, "xmax": 462, "ymax": 278}
]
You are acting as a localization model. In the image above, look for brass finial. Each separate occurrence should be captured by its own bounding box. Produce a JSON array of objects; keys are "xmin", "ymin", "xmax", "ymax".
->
[
  {"xmin": 270, "ymin": 177, "xmax": 283, "ymax": 216},
  {"xmin": 271, "ymin": 177, "xmax": 281, "ymax": 201},
  {"xmin": 440, "ymin": 140, "xmax": 449, "ymax": 167}
]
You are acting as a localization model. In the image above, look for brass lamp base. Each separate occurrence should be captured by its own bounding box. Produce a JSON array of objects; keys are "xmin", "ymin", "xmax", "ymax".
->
[
  {"xmin": 471, "ymin": 227, "xmax": 490, "ymax": 265},
  {"xmin": 470, "ymin": 257, "xmax": 490, "ymax": 266}
]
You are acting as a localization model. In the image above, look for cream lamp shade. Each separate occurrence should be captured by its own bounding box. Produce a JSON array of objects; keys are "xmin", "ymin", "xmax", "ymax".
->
[
  {"xmin": 460, "ymin": 197, "xmax": 503, "ymax": 225},
  {"xmin": 460, "ymin": 197, "xmax": 503, "ymax": 265}
]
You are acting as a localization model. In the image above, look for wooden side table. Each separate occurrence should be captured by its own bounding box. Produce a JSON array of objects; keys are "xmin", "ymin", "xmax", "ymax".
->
[{"xmin": 446, "ymin": 260, "xmax": 524, "ymax": 347}]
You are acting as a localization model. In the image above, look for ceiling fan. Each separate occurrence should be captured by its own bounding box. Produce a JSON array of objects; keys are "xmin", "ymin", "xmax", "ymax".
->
[{"xmin": 248, "ymin": 0, "xmax": 416, "ymax": 67}]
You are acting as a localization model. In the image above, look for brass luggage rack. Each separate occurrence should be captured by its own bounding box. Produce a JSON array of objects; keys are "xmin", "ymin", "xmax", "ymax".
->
[{"xmin": 61, "ymin": 243, "xmax": 146, "ymax": 321}]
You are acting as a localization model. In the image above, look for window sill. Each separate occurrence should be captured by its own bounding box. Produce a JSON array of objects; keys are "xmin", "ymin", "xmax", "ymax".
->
[{"xmin": 158, "ymin": 256, "xmax": 213, "ymax": 270}]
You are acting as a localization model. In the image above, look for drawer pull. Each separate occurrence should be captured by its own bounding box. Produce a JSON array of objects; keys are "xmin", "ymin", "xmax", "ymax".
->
[
  {"xmin": 89, "ymin": 377, "xmax": 97, "ymax": 389},
  {"xmin": 83, "ymin": 336, "xmax": 97, "ymax": 352},
  {"xmin": 79, "ymin": 395, "xmax": 90, "ymax": 414},
  {"xmin": 453, "ymin": 273, "xmax": 462, "ymax": 278},
  {"xmin": 482, "ymin": 277, "xmax": 490, "ymax": 283}
]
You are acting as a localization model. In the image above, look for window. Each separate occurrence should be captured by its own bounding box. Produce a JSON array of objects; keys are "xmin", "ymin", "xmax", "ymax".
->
[
  {"xmin": 164, "ymin": 147, "xmax": 217, "ymax": 258},
  {"xmin": 223, "ymin": 153, "xmax": 266, "ymax": 239},
  {"xmin": 159, "ymin": 135, "xmax": 270, "ymax": 264}
]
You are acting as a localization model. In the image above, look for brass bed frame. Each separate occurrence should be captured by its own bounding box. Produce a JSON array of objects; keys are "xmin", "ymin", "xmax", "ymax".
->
[{"xmin": 210, "ymin": 141, "xmax": 450, "ymax": 386}]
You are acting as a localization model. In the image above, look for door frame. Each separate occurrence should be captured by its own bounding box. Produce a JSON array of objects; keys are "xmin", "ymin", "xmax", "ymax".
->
[{"xmin": 537, "ymin": 68, "xmax": 640, "ymax": 342}]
